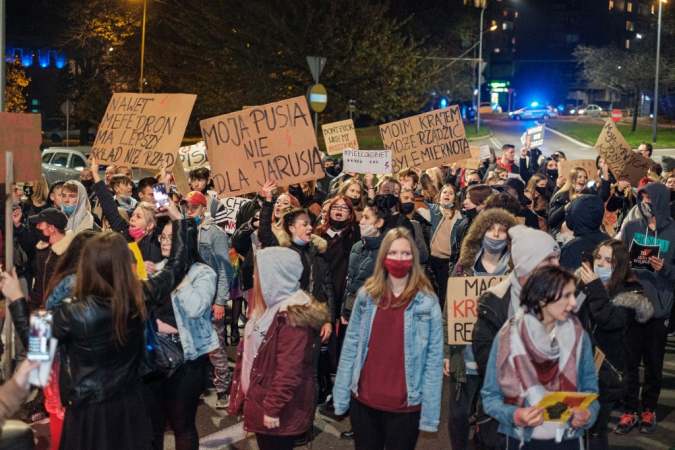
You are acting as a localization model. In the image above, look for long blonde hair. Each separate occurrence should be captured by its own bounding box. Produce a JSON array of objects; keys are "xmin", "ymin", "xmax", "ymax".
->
[
  {"xmin": 32, "ymin": 176, "xmax": 50, "ymax": 205},
  {"xmin": 556, "ymin": 167, "xmax": 587, "ymax": 201},
  {"xmin": 363, "ymin": 228, "xmax": 434, "ymax": 309}
]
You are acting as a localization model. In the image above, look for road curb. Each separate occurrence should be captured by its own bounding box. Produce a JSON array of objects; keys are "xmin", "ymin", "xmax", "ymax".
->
[{"xmin": 467, "ymin": 132, "xmax": 493, "ymax": 142}]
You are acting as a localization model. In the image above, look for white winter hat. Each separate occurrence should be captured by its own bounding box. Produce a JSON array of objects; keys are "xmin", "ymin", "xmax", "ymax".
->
[{"xmin": 508, "ymin": 225, "xmax": 560, "ymax": 277}]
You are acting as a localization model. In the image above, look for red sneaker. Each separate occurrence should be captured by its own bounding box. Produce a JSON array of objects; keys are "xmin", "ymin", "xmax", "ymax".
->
[
  {"xmin": 640, "ymin": 410, "xmax": 656, "ymax": 434},
  {"xmin": 614, "ymin": 412, "xmax": 638, "ymax": 435}
]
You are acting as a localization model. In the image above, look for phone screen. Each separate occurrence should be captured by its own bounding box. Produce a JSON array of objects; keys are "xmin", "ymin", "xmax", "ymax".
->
[
  {"xmin": 153, "ymin": 183, "xmax": 170, "ymax": 209},
  {"xmin": 581, "ymin": 252, "xmax": 594, "ymax": 266},
  {"xmin": 28, "ymin": 311, "xmax": 53, "ymax": 361}
]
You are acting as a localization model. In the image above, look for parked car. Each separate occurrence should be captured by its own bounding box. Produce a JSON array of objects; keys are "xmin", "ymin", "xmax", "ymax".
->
[
  {"xmin": 579, "ymin": 104, "xmax": 603, "ymax": 117},
  {"xmin": 42, "ymin": 147, "xmax": 97, "ymax": 185},
  {"xmin": 509, "ymin": 105, "xmax": 557, "ymax": 121}
]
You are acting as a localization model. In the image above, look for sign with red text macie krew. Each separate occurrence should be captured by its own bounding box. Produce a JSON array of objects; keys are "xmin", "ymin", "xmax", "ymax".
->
[
  {"xmin": 200, "ymin": 96, "xmax": 325, "ymax": 198},
  {"xmin": 447, "ymin": 275, "xmax": 505, "ymax": 345},
  {"xmin": 379, "ymin": 105, "xmax": 470, "ymax": 173},
  {"xmin": 0, "ymin": 113, "xmax": 42, "ymax": 182},
  {"xmin": 90, "ymin": 93, "xmax": 196, "ymax": 171}
]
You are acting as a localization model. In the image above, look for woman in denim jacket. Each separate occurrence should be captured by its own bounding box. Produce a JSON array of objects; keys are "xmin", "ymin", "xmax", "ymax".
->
[
  {"xmin": 142, "ymin": 221, "xmax": 219, "ymax": 450},
  {"xmin": 482, "ymin": 266, "xmax": 599, "ymax": 449},
  {"xmin": 333, "ymin": 228, "xmax": 444, "ymax": 449}
]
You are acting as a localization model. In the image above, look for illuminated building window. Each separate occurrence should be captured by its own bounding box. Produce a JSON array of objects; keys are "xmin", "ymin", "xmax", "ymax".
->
[
  {"xmin": 627, "ymin": 2, "xmax": 632, "ymax": 12},
  {"xmin": 625, "ymin": 39, "xmax": 630, "ymax": 49},
  {"xmin": 609, "ymin": 0, "xmax": 614, "ymax": 10}
]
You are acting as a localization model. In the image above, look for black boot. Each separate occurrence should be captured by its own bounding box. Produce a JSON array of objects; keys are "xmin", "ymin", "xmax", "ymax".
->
[{"xmin": 230, "ymin": 298, "xmax": 242, "ymax": 345}]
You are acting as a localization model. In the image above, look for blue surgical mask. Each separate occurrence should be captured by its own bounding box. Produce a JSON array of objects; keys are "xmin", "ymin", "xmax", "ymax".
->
[
  {"xmin": 482, "ymin": 236, "xmax": 508, "ymax": 254},
  {"xmin": 293, "ymin": 235, "xmax": 308, "ymax": 246},
  {"xmin": 440, "ymin": 202, "xmax": 454, "ymax": 209},
  {"xmin": 594, "ymin": 266, "xmax": 612, "ymax": 283},
  {"xmin": 61, "ymin": 204, "xmax": 76, "ymax": 215}
]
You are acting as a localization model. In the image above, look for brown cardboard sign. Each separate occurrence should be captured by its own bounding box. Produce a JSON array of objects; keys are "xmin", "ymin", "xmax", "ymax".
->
[
  {"xmin": 456, "ymin": 146, "xmax": 482, "ymax": 170},
  {"xmin": 200, "ymin": 96, "xmax": 324, "ymax": 198},
  {"xmin": 558, "ymin": 159, "xmax": 597, "ymax": 180},
  {"xmin": 90, "ymin": 93, "xmax": 196, "ymax": 171},
  {"xmin": 446, "ymin": 275, "xmax": 506, "ymax": 344},
  {"xmin": 0, "ymin": 113, "xmax": 43, "ymax": 182},
  {"xmin": 322, "ymin": 119, "xmax": 358, "ymax": 155},
  {"xmin": 379, "ymin": 105, "xmax": 470, "ymax": 173},
  {"xmin": 594, "ymin": 119, "xmax": 650, "ymax": 186}
]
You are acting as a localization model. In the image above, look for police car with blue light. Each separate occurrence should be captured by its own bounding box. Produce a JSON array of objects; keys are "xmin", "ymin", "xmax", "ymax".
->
[{"xmin": 509, "ymin": 103, "xmax": 557, "ymax": 121}]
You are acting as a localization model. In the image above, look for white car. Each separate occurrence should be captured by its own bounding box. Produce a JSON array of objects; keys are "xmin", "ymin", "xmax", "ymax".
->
[
  {"xmin": 580, "ymin": 104, "xmax": 603, "ymax": 117},
  {"xmin": 41, "ymin": 147, "xmax": 96, "ymax": 185}
]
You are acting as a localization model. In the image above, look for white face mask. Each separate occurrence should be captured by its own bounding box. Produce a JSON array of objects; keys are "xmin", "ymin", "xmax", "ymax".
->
[{"xmin": 360, "ymin": 224, "xmax": 378, "ymax": 238}]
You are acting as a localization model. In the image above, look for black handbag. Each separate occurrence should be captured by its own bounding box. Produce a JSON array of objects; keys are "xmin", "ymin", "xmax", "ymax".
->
[{"xmin": 140, "ymin": 318, "xmax": 184, "ymax": 379}]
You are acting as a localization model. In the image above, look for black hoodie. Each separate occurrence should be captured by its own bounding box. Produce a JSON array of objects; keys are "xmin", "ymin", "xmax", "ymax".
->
[
  {"xmin": 560, "ymin": 195, "xmax": 610, "ymax": 270},
  {"xmin": 621, "ymin": 182, "xmax": 675, "ymax": 319}
]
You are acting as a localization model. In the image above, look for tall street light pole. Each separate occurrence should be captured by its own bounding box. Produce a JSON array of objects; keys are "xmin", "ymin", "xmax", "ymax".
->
[
  {"xmin": 476, "ymin": 4, "xmax": 487, "ymax": 134},
  {"xmin": 139, "ymin": 0, "xmax": 147, "ymax": 93},
  {"xmin": 652, "ymin": 0, "xmax": 665, "ymax": 142},
  {"xmin": 1, "ymin": 0, "xmax": 6, "ymax": 112}
]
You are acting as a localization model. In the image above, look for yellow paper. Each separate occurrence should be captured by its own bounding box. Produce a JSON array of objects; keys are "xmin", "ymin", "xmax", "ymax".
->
[
  {"xmin": 128, "ymin": 242, "xmax": 147, "ymax": 278},
  {"xmin": 537, "ymin": 392, "xmax": 599, "ymax": 422}
]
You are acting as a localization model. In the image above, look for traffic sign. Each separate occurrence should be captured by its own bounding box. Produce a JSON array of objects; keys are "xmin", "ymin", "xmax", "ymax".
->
[
  {"xmin": 307, "ymin": 56, "xmax": 327, "ymax": 83},
  {"xmin": 307, "ymin": 84, "xmax": 327, "ymax": 113},
  {"xmin": 612, "ymin": 109, "xmax": 623, "ymax": 122}
]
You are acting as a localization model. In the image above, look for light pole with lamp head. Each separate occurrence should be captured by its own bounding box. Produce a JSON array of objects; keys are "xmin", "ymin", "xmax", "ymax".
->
[
  {"xmin": 134, "ymin": 0, "xmax": 148, "ymax": 93},
  {"xmin": 653, "ymin": 0, "xmax": 665, "ymax": 142}
]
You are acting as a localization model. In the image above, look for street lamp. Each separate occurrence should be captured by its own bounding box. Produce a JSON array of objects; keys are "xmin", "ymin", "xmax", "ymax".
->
[
  {"xmin": 653, "ymin": 0, "xmax": 666, "ymax": 142},
  {"xmin": 133, "ymin": 0, "xmax": 148, "ymax": 93},
  {"xmin": 476, "ymin": 3, "xmax": 493, "ymax": 133}
]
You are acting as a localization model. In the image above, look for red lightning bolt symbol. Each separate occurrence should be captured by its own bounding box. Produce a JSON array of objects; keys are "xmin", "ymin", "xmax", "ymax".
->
[{"xmin": 286, "ymin": 130, "xmax": 292, "ymax": 148}]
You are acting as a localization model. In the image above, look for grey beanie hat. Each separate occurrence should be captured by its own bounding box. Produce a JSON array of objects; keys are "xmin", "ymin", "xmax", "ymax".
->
[{"xmin": 508, "ymin": 225, "xmax": 560, "ymax": 277}]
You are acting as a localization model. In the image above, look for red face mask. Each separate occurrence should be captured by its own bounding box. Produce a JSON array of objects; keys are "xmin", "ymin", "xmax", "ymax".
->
[{"xmin": 384, "ymin": 258, "xmax": 413, "ymax": 278}]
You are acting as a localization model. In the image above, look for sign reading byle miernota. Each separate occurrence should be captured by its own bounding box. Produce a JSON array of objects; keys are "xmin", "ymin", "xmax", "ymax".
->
[{"xmin": 379, "ymin": 105, "xmax": 470, "ymax": 173}]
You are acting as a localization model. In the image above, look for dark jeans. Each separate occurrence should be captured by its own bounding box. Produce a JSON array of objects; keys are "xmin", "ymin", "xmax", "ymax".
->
[
  {"xmin": 589, "ymin": 400, "xmax": 614, "ymax": 450},
  {"xmin": 506, "ymin": 436, "xmax": 581, "ymax": 450},
  {"xmin": 255, "ymin": 433, "xmax": 295, "ymax": 450},
  {"xmin": 623, "ymin": 317, "xmax": 668, "ymax": 412},
  {"xmin": 142, "ymin": 355, "xmax": 207, "ymax": 450},
  {"xmin": 429, "ymin": 256, "xmax": 450, "ymax": 311},
  {"xmin": 350, "ymin": 397, "xmax": 421, "ymax": 450},
  {"xmin": 448, "ymin": 374, "xmax": 481, "ymax": 450}
]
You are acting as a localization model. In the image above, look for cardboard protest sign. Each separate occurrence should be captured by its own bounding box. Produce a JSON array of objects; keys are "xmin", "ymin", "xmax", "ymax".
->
[
  {"xmin": 379, "ymin": 105, "xmax": 470, "ymax": 173},
  {"xmin": 446, "ymin": 275, "xmax": 506, "ymax": 344},
  {"xmin": 455, "ymin": 146, "xmax": 482, "ymax": 170},
  {"xmin": 172, "ymin": 156, "xmax": 191, "ymax": 196},
  {"xmin": 602, "ymin": 205, "xmax": 618, "ymax": 237},
  {"xmin": 558, "ymin": 159, "xmax": 597, "ymax": 179},
  {"xmin": 219, "ymin": 197, "xmax": 252, "ymax": 235},
  {"xmin": 200, "ymin": 96, "xmax": 324, "ymax": 198},
  {"xmin": 322, "ymin": 119, "xmax": 358, "ymax": 155},
  {"xmin": 0, "ymin": 113, "xmax": 42, "ymax": 182},
  {"xmin": 595, "ymin": 119, "xmax": 650, "ymax": 186},
  {"xmin": 343, "ymin": 149, "xmax": 391, "ymax": 174},
  {"xmin": 520, "ymin": 124, "xmax": 545, "ymax": 149},
  {"xmin": 91, "ymin": 93, "xmax": 196, "ymax": 171},
  {"xmin": 479, "ymin": 145, "xmax": 491, "ymax": 161},
  {"xmin": 178, "ymin": 141, "xmax": 209, "ymax": 168}
]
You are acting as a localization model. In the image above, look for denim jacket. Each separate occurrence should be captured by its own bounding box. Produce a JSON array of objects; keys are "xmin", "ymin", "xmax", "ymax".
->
[
  {"xmin": 333, "ymin": 288, "xmax": 444, "ymax": 432},
  {"xmin": 45, "ymin": 274, "xmax": 76, "ymax": 312},
  {"xmin": 198, "ymin": 217, "xmax": 233, "ymax": 306},
  {"xmin": 481, "ymin": 329, "xmax": 599, "ymax": 443},
  {"xmin": 171, "ymin": 262, "xmax": 220, "ymax": 360},
  {"xmin": 424, "ymin": 201, "xmax": 464, "ymax": 255}
]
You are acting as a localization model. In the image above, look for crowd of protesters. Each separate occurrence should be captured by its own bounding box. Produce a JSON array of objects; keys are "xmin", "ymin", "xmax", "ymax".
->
[{"xmin": 0, "ymin": 142, "xmax": 673, "ymax": 450}]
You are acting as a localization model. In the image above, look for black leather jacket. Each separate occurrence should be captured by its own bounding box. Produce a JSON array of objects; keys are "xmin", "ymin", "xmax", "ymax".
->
[{"xmin": 9, "ymin": 220, "xmax": 190, "ymax": 408}]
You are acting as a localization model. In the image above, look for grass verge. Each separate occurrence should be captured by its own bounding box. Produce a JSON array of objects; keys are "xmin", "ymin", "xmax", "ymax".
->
[{"xmin": 547, "ymin": 121, "xmax": 675, "ymax": 148}]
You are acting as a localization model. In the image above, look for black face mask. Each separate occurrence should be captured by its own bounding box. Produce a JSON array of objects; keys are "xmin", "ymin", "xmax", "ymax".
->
[
  {"xmin": 382, "ymin": 193, "xmax": 399, "ymax": 209},
  {"xmin": 81, "ymin": 179, "xmax": 94, "ymax": 190},
  {"xmin": 38, "ymin": 229, "xmax": 50, "ymax": 243},
  {"xmin": 399, "ymin": 202, "xmax": 415, "ymax": 215},
  {"xmin": 465, "ymin": 207, "xmax": 479, "ymax": 221},
  {"xmin": 325, "ymin": 166, "xmax": 337, "ymax": 176},
  {"xmin": 342, "ymin": 196, "xmax": 354, "ymax": 207},
  {"xmin": 467, "ymin": 180, "xmax": 479, "ymax": 187},
  {"xmin": 535, "ymin": 186, "xmax": 548, "ymax": 198},
  {"xmin": 329, "ymin": 217, "xmax": 349, "ymax": 230},
  {"xmin": 546, "ymin": 169, "xmax": 558, "ymax": 179},
  {"xmin": 23, "ymin": 186, "xmax": 33, "ymax": 198}
]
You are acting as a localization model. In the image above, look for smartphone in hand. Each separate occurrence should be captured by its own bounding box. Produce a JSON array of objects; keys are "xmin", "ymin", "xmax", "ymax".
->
[
  {"xmin": 153, "ymin": 183, "xmax": 171, "ymax": 209},
  {"xmin": 28, "ymin": 311, "xmax": 53, "ymax": 361},
  {"xmin": 581, "ymin": 252, "xmax": 594, "ymax": 266}
]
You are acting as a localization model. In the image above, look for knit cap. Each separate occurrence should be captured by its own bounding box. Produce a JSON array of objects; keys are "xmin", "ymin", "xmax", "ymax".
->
[{"xmin": 508, "ymin": 225, "xmax": 560, "ymax": 277}]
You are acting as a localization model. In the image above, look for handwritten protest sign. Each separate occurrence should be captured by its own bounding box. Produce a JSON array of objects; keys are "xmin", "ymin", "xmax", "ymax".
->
[
  {"xmin": 91, "ymin": 93, "xmax": 196, "ymax": 171},
  {"xmin": 456, "ymin": 146, "xmax": 482, "ymax": 170},
  {"xmin": 200, "ymin": 96, "xmax": 324, "ymax": 198},
  {"xmin": 322, "ymin": 119, "xmax": 358, "ymax": 155},
  {"xmin": 559, "ymin": 159, "xmax": 597, "ymax": 179},
  {"xmin": 172, "ymin": 157, "xmax": 191, "ymax": 196},
  {"xmin": 595, "ymin": 119, "xmax": 650, "ymax": 186},
  {"xmin": 479, "ymin": 145, "xmax": 491, "ymax": 161},
  {"xmin": 520, "ymin": 124, "xmax": 545, "ymax": 149},
  {"xmin": 0, "ymin": 113, "xmax": 42, "ymax": 182},
  {"xmin": 379, "ymin": 105, "xmax": 470, "ymax": 173},
  {"xmin": 178, "ymin": 141, "xmax": 209, "ymax": 168},
  {"xmin": 343, "ymin": 149, "xmax": 391, "ymax": 174},
  {"xmin": 219, "ymin": 197, "xmax": 252, "ymax": 235},
  {"xmin": 602, "ymin": 205, "xmax": 618, "ymax": 237},
  {"xmin": 447, "ymin": 275, "xmax": 505, "ymax": 344}
]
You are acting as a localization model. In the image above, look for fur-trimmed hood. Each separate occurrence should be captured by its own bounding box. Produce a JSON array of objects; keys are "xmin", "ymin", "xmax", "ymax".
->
[
  {"xmin": 612, "ymin": 291, "xmax": 653, "ymax": 324},
  {"xmin": 457, "ymin": 208, "xmax": 518, "ymax": 269},
  {"xmin": 285, "ymin": 297, "xmax": 330, "ymax": 331},
  {"xmin": 277, "ymin": 232, "xmax": 328, "ymax": 253}
]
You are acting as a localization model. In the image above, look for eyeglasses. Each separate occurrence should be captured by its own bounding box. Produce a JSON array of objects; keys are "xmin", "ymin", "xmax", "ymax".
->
[
  {"xmin": 331, "ymin": 205, "xmax": 350, "ymax": 212},
  {"xmin": 159, "ymin": 235, "xmax": 172, "ymax": 243}
]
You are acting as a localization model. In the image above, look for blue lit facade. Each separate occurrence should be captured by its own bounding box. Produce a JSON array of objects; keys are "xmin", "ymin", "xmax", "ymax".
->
[{"xmin": 6, "ymin": 46, "xmax": 67, "ymax": 69}]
